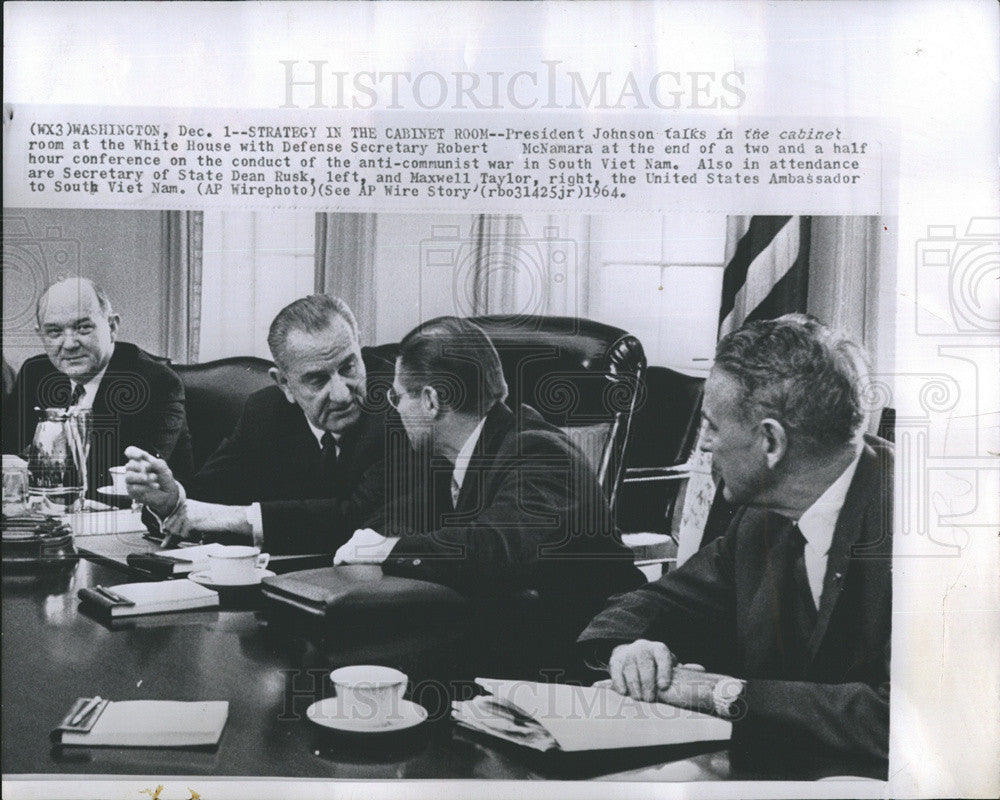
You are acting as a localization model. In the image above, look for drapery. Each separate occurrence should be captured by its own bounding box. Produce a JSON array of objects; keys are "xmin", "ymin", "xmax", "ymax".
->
[
  {"xmin": 161, "ymin": 211, "xmax": 204, "ymax": 363},
  {"xmin": 315, "ymin": 213, "xmax": 378, "ymax": 343}
]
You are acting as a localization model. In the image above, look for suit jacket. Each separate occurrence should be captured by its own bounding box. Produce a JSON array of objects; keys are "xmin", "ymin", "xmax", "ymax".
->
[
  {"xmin": 3, "ymin": 342, "xmax": 193, "ymax": 491},
  {"xmin": 382, "ymin": 403, "xmax": 645, "ymax": 675},
  {"xmin": 578, "ymin": 437, "xmax": 893, "ymax": 777},
  {"xmin": 186, "ymin": 384, "xmax": 399, "ymax": 556}
]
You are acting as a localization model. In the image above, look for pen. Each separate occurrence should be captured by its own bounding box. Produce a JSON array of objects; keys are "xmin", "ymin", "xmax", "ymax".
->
[
  {"xmin": 70, "ymin": 695, "xmax": 102, "ymax": 726},
  {"xmin": 95, "ymin": 585, "xmax": 134, "ymax": 605}
]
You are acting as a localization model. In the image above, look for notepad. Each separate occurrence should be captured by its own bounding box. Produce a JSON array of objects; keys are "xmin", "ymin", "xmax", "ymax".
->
[
  {"xmin": 55, "ymin": 700, "xmax": 229, "ymax": 747},
  {"xmin": 452, "ymin": 679, "xmax": 732, "ymax": 752},
  {"xmin": 77, "ymin": 579, "xmax": 219, "ymax": 617}
]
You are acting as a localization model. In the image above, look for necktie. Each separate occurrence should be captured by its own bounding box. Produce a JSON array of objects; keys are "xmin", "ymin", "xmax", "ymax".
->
[
  {"xmin": 450, "ymin": 474, "xmax": 461, "ymax": 508},
  {"xmin": 320, "ymin": 432, "xmax": 339, "ymax": 489},
  {"xmin": 787, "ymin": 523, "xmax": 818, "ymax": 625},
  {"xmin": 67, "ymin": 383, "xmax": 86, "ymax": 408}
]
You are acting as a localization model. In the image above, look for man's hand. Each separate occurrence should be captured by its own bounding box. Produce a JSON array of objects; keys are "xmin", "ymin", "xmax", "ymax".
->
[
  {"xmin": 608, "ymin": 639, "xmax": 675, "ymax": 702},
  {"xmin": 333, "ymin": 528, "xmax": 399, "ymax": 565},
  {"xmin": 124, "ymin": 446, "xmax": 180, "ymax": 515}
]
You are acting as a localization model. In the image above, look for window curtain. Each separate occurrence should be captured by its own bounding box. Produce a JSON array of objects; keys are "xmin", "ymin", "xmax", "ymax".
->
[
  {"xmin": 806, "ymin": 216, "xmax": 881, "ymax": 364},
  {"xmin": 315, "ymin": 213, "xmax": 378, "ymax": 344},
  {"xmin": 470, "ymin": 214, "xmax": 592, "ymax": 318},
  {"xmin": 161, "ymin": 211, "xmax": 204, "ymax": 363}
]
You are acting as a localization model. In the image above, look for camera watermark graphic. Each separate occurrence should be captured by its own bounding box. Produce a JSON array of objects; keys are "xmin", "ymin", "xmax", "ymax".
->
[
  {"xmin": 886, "ymin": 217, "xmax": 1000, "ymax": 557},
  {"xmin": 419, "ymin": 221, "xmax": 579, "ymax": 326},
  {"xmin": 2, "ymin": 215, "xmax": 81, "ymax": 349},
  {"xmin": 915, "ymin": 217, "xmax": 1000, "ymax": 336}
]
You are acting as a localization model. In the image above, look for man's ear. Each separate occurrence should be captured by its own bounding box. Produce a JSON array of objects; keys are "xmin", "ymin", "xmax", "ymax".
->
[
  {"xmin": 759, "ymin": 418, "xmax": 788, "ymax": 468},
  {"xmin": 107, "ymin": 314, "xmax": 121, "ymax": 341},
  {"xmin": 269, "ymin": 367, "xmax": 296, "ymax": 404},
  {"xmin": 422, "ymin": 385, "xmax": 441, "ymax": 418}
]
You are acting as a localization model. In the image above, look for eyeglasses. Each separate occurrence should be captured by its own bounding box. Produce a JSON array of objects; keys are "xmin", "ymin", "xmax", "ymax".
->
[{"xmin": 387, "ymin": 386, "xmax": 408, "ymax": 409}]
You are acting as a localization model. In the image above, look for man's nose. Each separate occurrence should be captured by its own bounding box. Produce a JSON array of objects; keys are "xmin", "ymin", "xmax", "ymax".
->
[
  {"xmin": 325, "ymin": 374, "xmax": 353, "ymax": 405},
  {"xmin": 58, "ymin": 329, "xmax": 82, "ymax": 348}
]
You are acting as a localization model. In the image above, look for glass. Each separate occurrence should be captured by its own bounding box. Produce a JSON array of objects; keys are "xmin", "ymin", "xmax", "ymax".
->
[
  {"xmin": 27, "ymin": 408, "xmax": 92, "ymax": 514},
  {"xmin": 2, "ymin": 456, "xmax": 30, "ymax": 516}
]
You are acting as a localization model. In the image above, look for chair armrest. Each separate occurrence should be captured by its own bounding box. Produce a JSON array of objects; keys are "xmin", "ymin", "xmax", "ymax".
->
[{"xmin": 622, "ymin": 464, "xmax": 693, "ymax": 483}]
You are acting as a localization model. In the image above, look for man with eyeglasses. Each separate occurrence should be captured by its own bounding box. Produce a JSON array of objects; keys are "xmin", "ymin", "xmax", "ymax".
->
[
  {"xmin": 3, "ymin": 276, "xmax": 193, "ymax": 492},
  {"xmin": 124, "ymin": 294, "xmax": 401, "ymax": 556},
  {"xmin": 333, "ymin": 316, "xmax": 644, "ymax": 676}
]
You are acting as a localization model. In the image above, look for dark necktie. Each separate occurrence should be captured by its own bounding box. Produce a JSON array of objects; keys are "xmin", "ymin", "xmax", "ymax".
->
[
  {"xmin": 787, "ymin": 523, "xmax": 818, "ymax": 632},
  {"xmin": 67, "ymin": 383, "xmax": 86, "ymax": 408},
  {"xmin": 320, "ymin": 432, "xmax": 340, "ymax": 489}
]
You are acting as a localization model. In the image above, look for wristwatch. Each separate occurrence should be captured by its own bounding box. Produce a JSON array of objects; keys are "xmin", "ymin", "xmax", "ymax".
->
[{"xmin": 711, "ymin": 677, "xmax": 746, "ymax": 719}]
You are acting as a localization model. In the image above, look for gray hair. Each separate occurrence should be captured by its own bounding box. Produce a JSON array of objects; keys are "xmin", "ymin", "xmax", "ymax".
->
[
  {"xmin": 267, "ymin": 294, "xmax": 359, "ymax": 367},
  {"xmin": 36, "ymin": 277, "xmax": 114, "ymax": 325},
  {"xmin": 713, "ymin": 313, "xmax": 869, "ymax": 451}
]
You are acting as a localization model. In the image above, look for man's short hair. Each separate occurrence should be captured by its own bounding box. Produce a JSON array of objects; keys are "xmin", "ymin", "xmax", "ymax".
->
[
  {"xmin": 267, "ymin": 294, "xmax": 359, "ymax": 367},
  {"xmin": 397, "ymin": 316, "xmax": 508, "ymax": 417},
  {"xmin": 35, "ymin": 277, "xmax": 114, "ymax": 325},
  {"xmin": 713, "ymin": 313, "xmax": 869, "ymax": 451}
]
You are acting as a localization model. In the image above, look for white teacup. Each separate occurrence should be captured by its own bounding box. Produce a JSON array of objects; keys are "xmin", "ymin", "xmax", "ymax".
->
[
  {"xmin": 108, "ymin": 466, "xmax": 129, "ymax": 494},
  {"xmin": 207, "ymin": 545, "xmax": 270, "ymax": 584},
  {"xmin": 330, "ymin": 665, "xmax": 407, "ymax": 725}
]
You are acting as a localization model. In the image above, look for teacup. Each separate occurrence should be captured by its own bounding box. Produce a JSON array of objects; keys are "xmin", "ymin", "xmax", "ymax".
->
[
  {"xmin": 330, "ymin": 665, "xmax": 407, "ymax": 724},
  {"xmin": 207, "ymin": 545, "xmax": 270, "ymax": 584},
  {"xmin": 108, "ymin": 466, "xmax": 129, "ymax": 494}
]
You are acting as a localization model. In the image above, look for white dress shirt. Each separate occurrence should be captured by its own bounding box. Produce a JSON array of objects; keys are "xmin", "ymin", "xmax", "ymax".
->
[
  {"xmin": 450, "ymin": 416, "xmax": 488, "ymax": 506},
  {"xmin": 795, "ymin": 447, "xmax": 863, "ymax": 606},
  {"xmin": 68, "ymin": 366, "xmax": 108, "ymax": 410}
]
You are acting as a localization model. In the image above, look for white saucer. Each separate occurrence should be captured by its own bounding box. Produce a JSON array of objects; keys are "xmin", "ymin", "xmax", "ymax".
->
[
  {"xmin": 188, "ymin": 568, "xmax": 276, "ymax": 589},
  {"xmin": 306, "ymin": 697, "xmax": 428, "ymax": 733},
  {"xmin": 97, "ymin": 486, "xmax": 130, "ymax": 498}
]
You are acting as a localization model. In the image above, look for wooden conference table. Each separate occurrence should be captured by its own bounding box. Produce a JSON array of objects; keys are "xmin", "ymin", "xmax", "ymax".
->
[{"xmin": 1, "ymin": 513, "xmax": 745, "ymax": 782}]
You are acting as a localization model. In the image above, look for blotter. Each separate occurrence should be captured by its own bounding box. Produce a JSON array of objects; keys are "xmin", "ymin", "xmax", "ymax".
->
[
  {"xmin": 77, "ymin": 579, "xmax": 219, "ymax": 617},
  {"xmin": 452, "ymin": 679, "xmax": 731, "ymax": 752},
  {"xmin": 53, "ymin": 699, "xmax": 229, "ymax": 747}
]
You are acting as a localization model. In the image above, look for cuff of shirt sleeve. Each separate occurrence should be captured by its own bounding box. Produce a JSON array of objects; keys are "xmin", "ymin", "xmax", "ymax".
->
[
  {"xmin": 149, "ymin": 483, "xmax": 187, "ymax": 532},
  {"xmin": 247, "ymin": 503, "xmax": 264, "ymax": 549}
]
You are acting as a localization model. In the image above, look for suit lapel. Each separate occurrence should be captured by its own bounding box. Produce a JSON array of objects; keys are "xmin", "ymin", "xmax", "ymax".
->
[
  {"xmin": 453, "ymin": 403, "xmax": 512, "ymax": 513},
  {"xmin": 89, "ymin": 342, "xmax": 130, "ymax": 417},
  {"xmin": 807, "ymin": 443, "xmax": 877, "ymax": 659}
]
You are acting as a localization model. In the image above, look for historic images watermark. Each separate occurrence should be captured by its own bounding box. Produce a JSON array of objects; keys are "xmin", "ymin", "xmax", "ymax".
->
[{"xmin": 279, "ymin": 61, "xmax": 746, "ymax": 111}]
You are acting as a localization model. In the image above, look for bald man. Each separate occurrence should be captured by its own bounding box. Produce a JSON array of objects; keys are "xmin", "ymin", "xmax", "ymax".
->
[{"xmin": 3, "ymin": 277, "xmax": 193, "ymax": 493}]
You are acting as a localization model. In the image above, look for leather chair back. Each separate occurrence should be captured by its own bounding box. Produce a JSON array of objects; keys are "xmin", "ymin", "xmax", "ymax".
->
[
  {"xmin": 173, "ymin": 357, "xmax": 274, "ymax": 471},
  {"xmin": 365, "ymin": 315, "xmax": 646, "ymax": 510}
]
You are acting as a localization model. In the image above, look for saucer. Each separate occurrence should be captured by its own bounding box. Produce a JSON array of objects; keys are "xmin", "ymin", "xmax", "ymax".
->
[
  {"xmin": 188, "ymin": 568, "xmax": 276, "ymax": 589},
  {"xmin": 306, "ymin": 697, "xmax": 428, "ymax": 734},
  {"xmin": 97, "ymin": 486, "xmax": 130, "ymax": 499}
]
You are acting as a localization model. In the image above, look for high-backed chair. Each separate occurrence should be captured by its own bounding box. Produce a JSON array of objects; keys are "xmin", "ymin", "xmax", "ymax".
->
[
  {"xmin": 172, "ymin": 357, "xmax": 274, "ymax": 472},
  {"xmin": 365, "ymin": 315, "xmax": 646, "ymax": 511}
]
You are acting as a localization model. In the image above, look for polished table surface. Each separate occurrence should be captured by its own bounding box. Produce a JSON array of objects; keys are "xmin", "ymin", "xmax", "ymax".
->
[{"xmin": 2, "ymin": 541, "xmax": 733, "ymax": 781}]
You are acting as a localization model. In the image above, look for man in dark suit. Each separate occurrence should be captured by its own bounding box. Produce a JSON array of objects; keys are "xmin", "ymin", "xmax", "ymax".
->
[
  {"xmin": 333, "ymin": 316, "xmax": 644, "ymax": 675},
  {"xmin": 125, "ymin": 295, "xmax": 397, "ymax": 555},
  {"xmin": 577, "ymin": 314, "xmax": 892, "ymax": 778},
  {"xmin": 3, "ymin": 277, "xmax": 192, "ymax": 491}
]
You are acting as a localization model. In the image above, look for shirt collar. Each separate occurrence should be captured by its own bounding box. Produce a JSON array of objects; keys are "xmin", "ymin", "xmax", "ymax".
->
[
  {"xmin": 69, "ymin": 366, "xmax": 109, "ymax": 410},
  {"xmin": 305, "ymin": 417, "xmax": 340, "ymax": 450},
  {"xmin": 452, "ymin": 415, "xmax": 488, "ymax": 495},
  {"xmin": 796, "ymin": 445, "xmax": 863, "ymax": 554}
]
